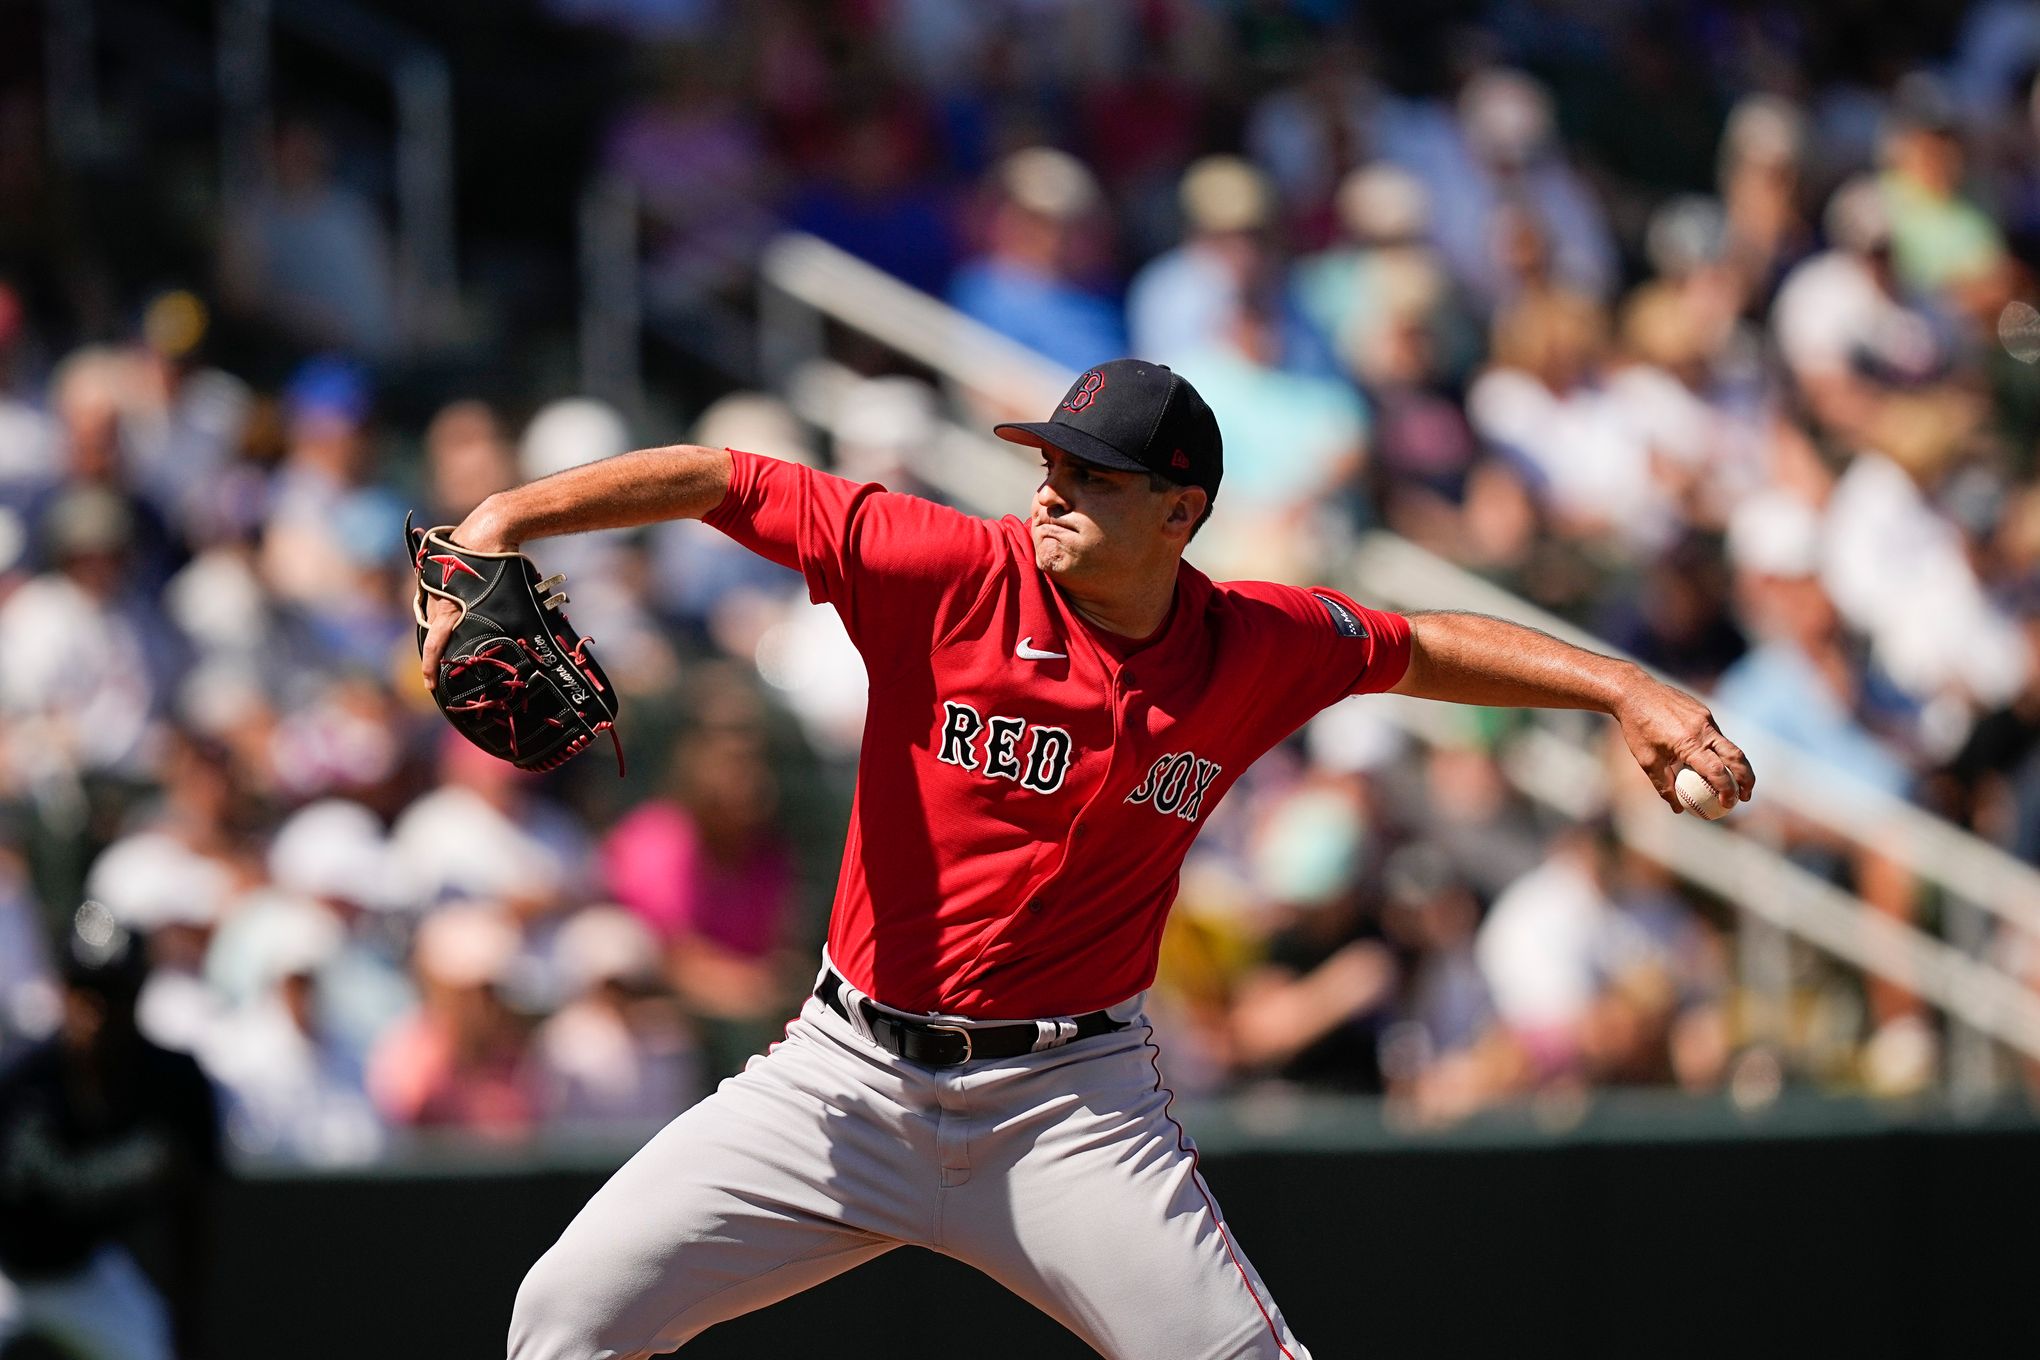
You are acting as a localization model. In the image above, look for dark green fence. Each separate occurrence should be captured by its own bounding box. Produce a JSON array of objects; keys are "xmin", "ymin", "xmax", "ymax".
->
[{"xmin": 204, "ymin": 1095, "xmax": 2039, "ymax": 1359}]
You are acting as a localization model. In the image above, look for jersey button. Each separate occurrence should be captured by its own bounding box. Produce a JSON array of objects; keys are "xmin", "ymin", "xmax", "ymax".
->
[{"xmin": 1026, "ymin": 898, "xmax": 1045, "ymax": 914}]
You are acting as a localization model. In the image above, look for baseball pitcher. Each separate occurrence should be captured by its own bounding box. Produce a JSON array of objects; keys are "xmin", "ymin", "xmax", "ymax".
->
[{"xmin": 416, "ymin": 359, "xmax": 1752, "ymax": 1359}]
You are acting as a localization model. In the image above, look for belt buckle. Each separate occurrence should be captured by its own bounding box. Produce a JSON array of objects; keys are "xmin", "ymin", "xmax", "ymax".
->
[{"xmin": 925, "ymin": 1022, "xmax": 974, "ymax": 1065}]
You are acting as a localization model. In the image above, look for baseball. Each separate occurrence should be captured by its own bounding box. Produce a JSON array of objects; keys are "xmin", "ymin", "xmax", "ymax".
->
[{"xmin": 1675, "ymin": 766, "xmax": 1736, "ymax": 820}]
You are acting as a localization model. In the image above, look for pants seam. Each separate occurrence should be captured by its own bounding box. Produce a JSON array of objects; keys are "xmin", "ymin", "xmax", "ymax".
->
[{"xmin": 1140, "ymin": 1021, "xmax": 1301, "ymax": 1360}]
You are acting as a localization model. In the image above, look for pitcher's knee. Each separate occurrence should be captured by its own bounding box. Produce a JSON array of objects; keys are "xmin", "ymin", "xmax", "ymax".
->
[{"xmin": 507, "ymin": 1243, "xmax": 668, "ymax": 1360}]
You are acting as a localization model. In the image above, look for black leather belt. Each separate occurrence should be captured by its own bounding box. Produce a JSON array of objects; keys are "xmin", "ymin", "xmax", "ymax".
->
[{"xmin": 816, "ymin": 969, "xmax": 1124, "ymax": 1067}]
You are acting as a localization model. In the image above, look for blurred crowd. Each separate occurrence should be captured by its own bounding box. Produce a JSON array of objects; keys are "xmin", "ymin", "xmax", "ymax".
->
[{"xmin": 7, "ymin": 0, "xmax": 2040, "ymax": 1170}]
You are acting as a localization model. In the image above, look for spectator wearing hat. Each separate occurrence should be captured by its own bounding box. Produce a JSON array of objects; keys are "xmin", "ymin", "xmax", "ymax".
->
[
  {"xmin": 83, "ymin": 824, "xmax": 237, "ymax": 1058},
  {"xmin": 536, "ymin": 906, "xmax": 701, "ymax": 1128},
  {"xmin": 947, "ymin": 148, "xmax": 1127, "ymax": 371},
  {"xmin": 0, "ymin": 482, "xmax": 175, "ymax": 786},
  {"xmin": 368, "ymin": 904, "xmax": 539, "ymax": 1137},
  {"xmin": 1713, "ymin": 492, "xmax": 1910, "ymax": 800},
  {"xmin": 15, "ymin": 347, "xmax": 186, "ymax": 589},
  {"xmin": 1293, "ymin": 163, "xmax": 1476, "ymax": 383},
  {"xmin": 389, "ymin": 732, "xmax": 591, "ymax": 916},
  {"xmin": 208, "ymin": 798, "xmax": 418, "ymax": 1064},
  {"xmin": 200, "ymin": 898, "xmax": 386, "ymax": 1165},
  {"xmin": 1221, "ymin": 774, "xmax": 1397, "ymax": 1091},
  {"xmin": 1127, "ymin": 155, "xmax": 1331, "ymax": 373},
  {"xmin": 258, "ymin": 358, "xmax": 408, "ymax": 663}
]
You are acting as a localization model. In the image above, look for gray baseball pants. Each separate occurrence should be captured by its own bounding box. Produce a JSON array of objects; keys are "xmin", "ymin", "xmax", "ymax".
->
[{"xmin": 507, "ymin": 976, "xmax": 1312, "ymax": 1359}]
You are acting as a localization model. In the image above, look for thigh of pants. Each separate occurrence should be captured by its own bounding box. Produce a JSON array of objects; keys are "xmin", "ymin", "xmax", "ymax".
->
[
  {"xmin": 509, "ymin": 1000, "xmax": 1311, "ymax": 1360},
  {"xmin": 508, "ymin": 1000, "xmax": 927, "ymax": 1360}
]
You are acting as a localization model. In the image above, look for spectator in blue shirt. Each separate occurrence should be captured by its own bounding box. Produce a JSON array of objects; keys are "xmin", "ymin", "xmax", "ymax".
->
[{"xmin": 948, "ymin": 148, "xmax": 1126, "ymax": 371}]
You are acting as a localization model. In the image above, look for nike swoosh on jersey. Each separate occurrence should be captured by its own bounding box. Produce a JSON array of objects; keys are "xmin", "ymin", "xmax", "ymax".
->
[{"xmin": 1015, "ymin": 637, "xmax": 1067, "ymax": 661}]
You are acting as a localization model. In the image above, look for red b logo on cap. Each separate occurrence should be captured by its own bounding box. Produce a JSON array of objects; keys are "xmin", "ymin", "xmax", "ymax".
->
[{"xmin": 1062, "ymin": 370, "xmax": 1106, "ymax": 413}]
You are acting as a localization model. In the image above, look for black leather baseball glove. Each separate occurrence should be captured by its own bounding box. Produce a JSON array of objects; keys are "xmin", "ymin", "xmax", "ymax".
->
[{"xmin": 407, "ymin": 514, "xmax": 622, "ymax": 774}]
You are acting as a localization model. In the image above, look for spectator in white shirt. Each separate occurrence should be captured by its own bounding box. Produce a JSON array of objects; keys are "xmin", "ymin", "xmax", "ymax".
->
[{"xmin": 1772, "ymin": 177, "xmax": 1949, "ymax": 442}]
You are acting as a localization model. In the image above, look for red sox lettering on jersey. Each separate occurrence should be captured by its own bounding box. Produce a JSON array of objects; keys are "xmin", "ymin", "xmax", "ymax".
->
[
  {"xmin": 936, "ymin": 702, "xmax": 1075, "ymax": 794},
  {"xmin": 706, "ymin": 449, "xmax": 1410, "ymax": 1017},
  {"xmin": 1124, "ymin": 751, "xmax": 1222, "ymax": 821}
]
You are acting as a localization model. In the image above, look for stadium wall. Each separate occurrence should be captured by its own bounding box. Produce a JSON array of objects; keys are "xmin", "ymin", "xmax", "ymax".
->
[{"xmin": 204, "ymin": 1105, "xmax": 2035, "ymax": 1359}]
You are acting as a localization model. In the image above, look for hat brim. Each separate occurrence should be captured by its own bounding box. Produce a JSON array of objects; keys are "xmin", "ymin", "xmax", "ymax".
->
[{"xmin": 993, "ymin": 421, "xmax": 1155, "ymax": 476}]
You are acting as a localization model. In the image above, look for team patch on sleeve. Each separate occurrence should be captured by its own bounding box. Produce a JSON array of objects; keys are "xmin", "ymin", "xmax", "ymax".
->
[{"xmin": 1313, "ymin": 592, "xmax": 1368, "ymax": 640}]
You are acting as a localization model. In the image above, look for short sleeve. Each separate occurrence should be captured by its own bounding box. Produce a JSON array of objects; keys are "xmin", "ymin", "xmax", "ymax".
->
[
  {"xmin": 1224, "ymin": 581, "xmax": 1411, "ymax": 720},
  {"xmin": 704, "ymin": 449, "xmax": 1001, "ymax": 664}
]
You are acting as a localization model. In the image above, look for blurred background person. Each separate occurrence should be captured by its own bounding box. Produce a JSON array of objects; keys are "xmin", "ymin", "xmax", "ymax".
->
[
  {"xmin": 536, "ymin": 906, "xmax": 701, "ymax": 1130},
  {"xmin": 1425, "ymin": 68, "xmax": 1618, "ymax": 311},
  {"xmin": 948, "ymin": 147, "xmax": 1126, "ymax": 371},
  {"xmin": 199, "ymin": 898, "xmax": 385, "ymax": 1167},
  {"xmin": 1128, "ymin": 154, "xmax": 1330, "ymax": 373},
  {"xmin": 0, "ymin": 904, "xmax": 221, "ymax": 1360},
  {"xmin": 1222, "ymin": 774, "xmax": 1397, "ymax": 1091},
  {"xmin": 220, "ymin": 117, "xmax": 397, "ymax": 360},
  {"xmin": 603, "ymin": 708, "xmax": 802, "ymax": 1077},
  {"xmin": 367, "ymin": 904, "xmax": 537, "ymax": 1139},
  {"xmin": 1772, "ymin": 177, "xmax": 1950, "ymax": 445}
]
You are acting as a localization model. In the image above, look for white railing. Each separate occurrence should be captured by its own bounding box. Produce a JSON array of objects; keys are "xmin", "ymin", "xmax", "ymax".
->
[
  {"xmin": 1350, "ymin": 532, "xmax": 2040, "ymax": 940},
  {"xmin": 754, "ymin": 231, "xmax": 2040, "ymax": 1091}
]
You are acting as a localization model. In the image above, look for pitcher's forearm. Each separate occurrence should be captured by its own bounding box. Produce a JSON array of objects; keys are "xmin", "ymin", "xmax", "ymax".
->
[
  {"xmin": 1388, "ymin": 610, "xmax": 1638, "ymax": 713},
  {"xmin": 465, "ymin": 444, "xmax": 733, "ymax": 546}
]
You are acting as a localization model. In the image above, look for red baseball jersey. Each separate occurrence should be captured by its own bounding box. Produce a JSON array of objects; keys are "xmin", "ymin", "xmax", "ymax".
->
[{"xmin": 706, "ymin": 449, "xmax": 1411, "ymax": 1017}]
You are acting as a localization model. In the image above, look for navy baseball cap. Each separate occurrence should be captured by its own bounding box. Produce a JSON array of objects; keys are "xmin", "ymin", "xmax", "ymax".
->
[{"xmin": 995, "ymin": 359, "xmax": 1223, "ymax": 503}]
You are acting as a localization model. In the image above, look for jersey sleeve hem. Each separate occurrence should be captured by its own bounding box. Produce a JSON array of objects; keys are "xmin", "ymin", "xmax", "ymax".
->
[{"xmin": 1310, "ymin": 588, "xmax": 1413, "ymax": 694}]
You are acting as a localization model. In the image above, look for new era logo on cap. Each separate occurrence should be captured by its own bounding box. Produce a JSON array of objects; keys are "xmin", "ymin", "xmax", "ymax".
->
[{"xmin": 993, "ymin": 359, "xmax": 1223, "ymax": 502}]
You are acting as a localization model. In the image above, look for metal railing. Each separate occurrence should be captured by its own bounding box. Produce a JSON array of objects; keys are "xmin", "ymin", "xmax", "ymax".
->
[
  {"xmin": 1350, "ymin": 531, "xmax": 2040, "ymax": 939},
  {"xmin": 753, "ymin": 231, "xmax": 2040, "ymax": 1094}
]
